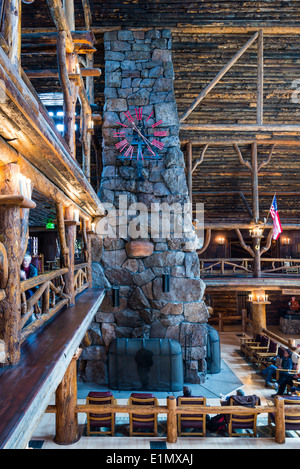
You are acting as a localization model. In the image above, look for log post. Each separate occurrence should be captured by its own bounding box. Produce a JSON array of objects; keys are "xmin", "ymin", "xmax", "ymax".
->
[
  {"xmin": 85, "ymin": 220, "xmax": 93, "ymax": 286},
  {"xmin": 64, "ymin": 205, "xmax": 76, "ymax": 305},
  {"xmin": 0, "ymin": 164, "xmax": 22, "ymax": 365},
  {"xmin": 251, "ymin": 291, "xmax": 267, "ymax": 337},
  {"xmin": 274, "ymin": 396, "xmax": 285, "ymax": 444},
  {"xmin": 242, "ymin": 308, "xmax": 247, "ymax": 334},
  {"xmin": 54, "ymin": 349, "xmax": 82, "ymax": 445},
  {"xmin": 3, "ymin": 0, "xmax": 22, "ymax": 72},
  {"xmin": 167, "ymin": 396, "xmax": 177, "ymax": 443},
  {"xmin": 186, "ymin": 142, "xmax": 193, "ymax": 218}
]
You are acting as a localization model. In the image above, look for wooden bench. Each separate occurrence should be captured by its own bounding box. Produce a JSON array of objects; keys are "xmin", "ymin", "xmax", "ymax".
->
[{"xmin": 0, "ymin": 287, "xmax": 105, "ymax": 449}]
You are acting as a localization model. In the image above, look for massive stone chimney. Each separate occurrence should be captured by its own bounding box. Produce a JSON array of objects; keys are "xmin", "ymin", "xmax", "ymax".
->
[{"xmin": 78, "ymin": 29, "xmax": 209, "ymax": 386}]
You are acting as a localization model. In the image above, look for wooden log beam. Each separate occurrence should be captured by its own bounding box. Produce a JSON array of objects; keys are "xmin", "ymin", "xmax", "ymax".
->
[
  {"xmin": 180, "ymin": 124, "xmax": 300, "ymax": 132},
  {"xmin": 21, "ymin": 31, "xmax": 96, "ymax": 46},
  {"xmin": 179, "ymin": 32, "xmax": 259, "ymax": 123},
  {"xmin": 257, "ymin": 30, "xmax": 264, "ymax": 126},
  {"xmin": 25, "ymin": 68, "xmax": 101, "ymax": 79},
  {"xmin": 46, "ymin": 0, "xmax": 74, "ymax": 53},
  {"xmin": 3, "ymin": 0, "xmax": 22, "ymax": 72},
  {"xmin": 180, "ymin": 139, "xmax": 300, "ymax": 147}
]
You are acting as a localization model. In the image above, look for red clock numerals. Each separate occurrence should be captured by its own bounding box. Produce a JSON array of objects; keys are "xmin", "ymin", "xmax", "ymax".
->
[
  {"xmin": 135, "ymin": 107, "xmax": 143, "ymax": 121},
  {"xmin": 124, "ymin": 145, "xmax": 134, "ymax": 159},
  {"xmin": 153, "ymin": 130, "xmax": 167, "ymax": 137},
  {"xmin": 115, "ymin": 120, "xmax": 128, "ymax": 128},
  {"xmin": 113, "ymin": 131, "xmax": 126, "ymax": 138},
  {"xmin": 151, "ymin": 139, "xmax": 164, "ymax": 150},
  {"xmin": 145, "ymin": 110, "xmax": 154, "ymax": 122},
  {"xmin": 152, "ymin": 119, "xmax": 163, "ymax": 128},
  {"xmin": 124, "ymin": 111, "xmax": 135, "ymax": 124},
  {"xmin": 115, "ymin": 139, "xmax": 129, "ymax": 152}
]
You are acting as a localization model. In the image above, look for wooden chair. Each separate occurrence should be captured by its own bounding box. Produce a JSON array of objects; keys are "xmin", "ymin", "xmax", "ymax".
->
[
  {"xmin": 128, "ymin": 393, "xmax": 158, "ymax": 437},
  {"xmin": 268, "ymin": 395, "xmax": 300, "ymax": 433},
  {"xmin": 252, "ymin": 339, "xmax": 278, "ymax": 369},
  {"xmin": 86, "ymin": 391, "xmax": 116, "ymax": 436},
  {"xmin": 227, "ymin": 395, "xmax": 260, "ymax": 437},
  {"xmin": 177, "ymin": 396, "xmax": 206, "ymax": 436},
  {"xmin": 244, "ymin": 335, "xmax": 269, "ymax": 360},
  {"xmin": 240, "ymin": 334, "xmax": 262, "ymax": 356}
]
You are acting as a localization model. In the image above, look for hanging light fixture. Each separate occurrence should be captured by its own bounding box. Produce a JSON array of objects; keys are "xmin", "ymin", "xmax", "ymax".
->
[
  {"xmin": 162, "ymin": 273, "xmax": 170, "ymax": 293},
  {"xmin": 112, "ymin": 283, "xmax": 120, "ymax": 307}
]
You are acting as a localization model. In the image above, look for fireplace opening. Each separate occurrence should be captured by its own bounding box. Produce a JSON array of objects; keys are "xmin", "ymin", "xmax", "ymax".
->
[{"xmin": 108, "ymin": 338, "xmax": 183, "ymax": 391}]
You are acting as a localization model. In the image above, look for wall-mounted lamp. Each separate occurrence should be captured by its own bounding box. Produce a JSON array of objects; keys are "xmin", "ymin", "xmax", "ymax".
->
[
  {"xmin": 87, "ymin": 119, "xmax": 94, "ymax": 133},
  {"xmin": 282, "ymin": 237, "xmax": 290, "ymax": 245},
  {"xmin": 73, "ymin": 209, "xmax": 80, "ymax": 223},
  {"xmin": 112, "ymin": 283, "xmax": 120, "ymax": 307},
  {"xmin": 162, "ymin": 273, "xmax": 170, "ymax": 293},
  {"xmin": 91, "ymin": 222, "xmax": 96, "ymax": 233},
  {"xmin": 19, "ymin": 174, "xmax": 32, "ymax": 200},
  {"xmin": 218, "ymin": 236, "xmax": 225, "ymax": 245}
]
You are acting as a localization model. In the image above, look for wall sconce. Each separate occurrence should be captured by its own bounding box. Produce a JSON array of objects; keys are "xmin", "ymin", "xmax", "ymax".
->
[
  {"xmin": 19, "ymin": 174, "xmax": 32, "ymax": 200},
  {"xmin": 218, "ymin": 236, "xmax": 225, "ymax": 245},
  {"xmin": 91, "ymin": 222, "xmax": 95, "ymax": 233},
  {"xmin": 282, "ymin": 237, "xmax": 290, "ymax": 245},
  {"xmin": 73, "ymin": 209, "xmax": 80, "ymax": 223},
  {"xmin": 112, "ymin": 283, "xmax": 120, "ymax": 307},
  {"xmin": 87, "ymin": 119, "xmax": 94, "ymax": 132},
  {"xmin": 162, "ymin": 273, "xmax": 170, "ymax": 293}
]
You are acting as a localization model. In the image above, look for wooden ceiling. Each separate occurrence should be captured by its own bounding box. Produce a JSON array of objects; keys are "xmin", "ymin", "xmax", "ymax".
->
[{"xmin": 20, "ymin": 1, "xmax": 300, "ymax": 225}]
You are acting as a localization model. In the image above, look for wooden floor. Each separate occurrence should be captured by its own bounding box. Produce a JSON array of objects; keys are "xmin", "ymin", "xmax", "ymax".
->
[{"xmin": 28, "ymin": 324, "xmax": 300, "ymax": 450}]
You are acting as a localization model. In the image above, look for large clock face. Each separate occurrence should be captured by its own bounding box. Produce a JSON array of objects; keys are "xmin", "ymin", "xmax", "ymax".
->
[{"xmin": 113, "ymin": 107, "xmax": 167, "ymax": 161}]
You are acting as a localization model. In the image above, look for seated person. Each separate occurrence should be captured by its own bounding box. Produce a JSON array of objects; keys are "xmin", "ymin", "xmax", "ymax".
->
[
  {"xmin": 262, "ymin": 348, "xmax": 293, "ymax": 389},
  {"xmin": 183, "ymin": 386, "xmax": 192, "ymax": 397},
  {"xmin": 289, "ymin": 296, "xmax": 300, "ymax": 312},
  {"xmin": 21, "ymin": 254, "xmax": 38, "ymax": 299}
]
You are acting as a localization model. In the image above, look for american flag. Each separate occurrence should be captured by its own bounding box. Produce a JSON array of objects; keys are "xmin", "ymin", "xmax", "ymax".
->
[{"xmin": 270, "ymin": 195, "xmax": 282, "ymax": 240}]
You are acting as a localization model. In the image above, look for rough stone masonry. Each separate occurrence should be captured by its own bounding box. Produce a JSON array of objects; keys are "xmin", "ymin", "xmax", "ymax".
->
[{"xmin": 78, "ymin": 29, "xmax": 209, "ymax": 385}]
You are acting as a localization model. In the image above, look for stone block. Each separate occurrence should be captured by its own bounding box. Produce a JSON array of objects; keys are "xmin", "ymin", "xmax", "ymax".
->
[
  {"xmin": 101, "ymin": 249, "xmax": 127, "ymax": 268},
  {"xmin": 92, "ymin": 262, "xmax": 111, "ymax": 289},
  {"xmin": 160, "ymin": 302, "xmax": 183, "ymax": 315},
  {"xmin": 153, "ymin": 277, "xmax": 205, "ymax": 302},
  {"xmin": 184, "ymin": 301, "xmax": 210, "ymax": 323},
  {"xmin": 101, "ymin": 322, "xmax": 116, "ymax": 348},
  {"xmin": 133, "ymin": 268, "xmax": 155, "ymax": 286},
  {"xmin": 115, "ymin": 308, "xmax": 143, "ymax": 327},
  {"xmin": 179, "ymin": 323, "xmax": 207, "ymax": 347},
  {"xmin": 128, "ymin": 286, "xmax": 151, "ymax": 309},
  {"xmin": 143, "ymin": 251, "xmax": 185, "ymax": 268}
]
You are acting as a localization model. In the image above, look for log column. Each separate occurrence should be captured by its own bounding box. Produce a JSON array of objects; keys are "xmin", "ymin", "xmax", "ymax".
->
[
  {"xmin": 0, "ymin": 164, "xmax": 22, "ymax": 365},
  {"xmin": 64, "ymin": 205, "xmax": 76, "ymax": 306},
  {"xmin": 4, "ymin": 0, "xmax": 22, "ymax": 72},
  {"xmin": 251, "ymin": 290, "xmax": 268, "ymax": 337},
  {"xmin": 54, "ymin": 349, "xmax": 81, "ymax": 445}
]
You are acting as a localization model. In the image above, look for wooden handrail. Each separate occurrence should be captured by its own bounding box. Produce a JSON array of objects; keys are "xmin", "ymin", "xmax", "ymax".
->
[
  {"xmin": 20, "ymin": 268, "xmax": 68, "ymax": 293},
  {"xmin": 46, "ymin": 397, "xmax": 288, "ymax": 444}
]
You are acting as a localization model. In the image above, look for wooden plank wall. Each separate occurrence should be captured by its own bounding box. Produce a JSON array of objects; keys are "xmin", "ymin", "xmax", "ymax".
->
[{"xmin": 20, "ymin": 1, "xmax": 300, "ymax": 216}]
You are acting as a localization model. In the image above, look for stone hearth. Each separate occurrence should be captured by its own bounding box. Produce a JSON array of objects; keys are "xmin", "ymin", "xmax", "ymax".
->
[{"xmin": 78, "ymin": 29, "xmax": 209, "ymax": 385}]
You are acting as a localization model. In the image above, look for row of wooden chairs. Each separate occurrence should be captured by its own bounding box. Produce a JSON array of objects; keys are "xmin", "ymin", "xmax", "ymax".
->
[{"xmin": 85, "ymin": 391, "xmax": 270, "ymax": 438}]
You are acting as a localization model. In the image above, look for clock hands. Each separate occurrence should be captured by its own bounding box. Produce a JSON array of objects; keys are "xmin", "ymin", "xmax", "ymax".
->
[{"xmin": 129, "ymin": 121, "xmax": 156, "ymax": 156}]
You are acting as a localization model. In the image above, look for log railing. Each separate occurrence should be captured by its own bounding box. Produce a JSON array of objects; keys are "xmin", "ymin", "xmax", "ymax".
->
[
  {"xmin": 46, "ymin": 395, "xmax": 291, "ymax": 445},
  {"xmin": 74, "ymin": 262, "xmax": 89, "ymax": 296},
  {"xmin": 20, "ymin": 268, "xmax": 69, "ymax": 343},
  {"xmin": 200, "ymin": 258, "xmax": 300, "ymax": 277},
  {"xmin": 200, "ymin": 258, "xmax": 253, "ymax": 276}
]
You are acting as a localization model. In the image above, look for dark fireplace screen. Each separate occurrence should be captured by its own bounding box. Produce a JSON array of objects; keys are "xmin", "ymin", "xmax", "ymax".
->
[{"xmin": 108, "ymin": 338, "xmax": 183, "ymax": 391}]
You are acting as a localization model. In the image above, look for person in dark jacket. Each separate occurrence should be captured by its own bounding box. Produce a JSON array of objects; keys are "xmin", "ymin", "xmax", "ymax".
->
[{"xmin": 262, "ymin": 348, "xmax": 293, "ymax": 389}]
